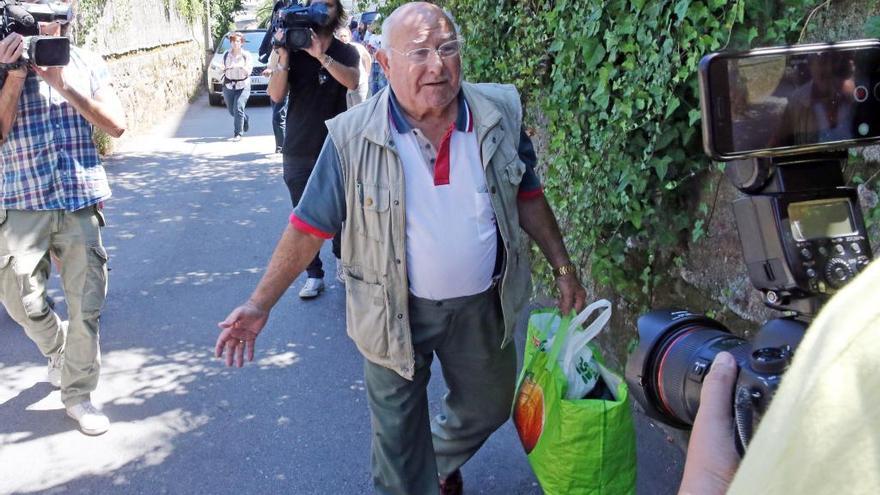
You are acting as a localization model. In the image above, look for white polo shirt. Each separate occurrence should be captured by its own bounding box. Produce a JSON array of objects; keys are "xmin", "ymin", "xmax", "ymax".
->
[{"xmin": 390, "ymin": 100, "xmax": 497, "ymax": 300}]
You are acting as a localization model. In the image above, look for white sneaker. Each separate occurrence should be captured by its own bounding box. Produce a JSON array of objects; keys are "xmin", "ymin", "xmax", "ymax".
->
[
  {"xmin": 335, "ymin": 261, "xmax": 345, "ymax": 285},
  {"xmin": 47, "ymin": 353, "xmax": 63, "ymax": 388},
  {"xmin": 298, "ymin": 277, "xmax": 325, "ymax": 299},
  {"xmin": 66, "ymin": 400, "xmax": 110, "ymax": 435}
]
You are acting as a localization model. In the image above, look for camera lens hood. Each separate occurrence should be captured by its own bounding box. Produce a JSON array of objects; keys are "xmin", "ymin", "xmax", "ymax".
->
[{"xmin": 625, "ymin": 309, "xmax": 728, "ymax": 426}]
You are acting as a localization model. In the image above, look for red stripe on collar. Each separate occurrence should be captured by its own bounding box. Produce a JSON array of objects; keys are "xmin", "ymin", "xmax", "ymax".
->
[{"xmin": 434, "ymin": 123, "xmax": 455, "ymax": 186}]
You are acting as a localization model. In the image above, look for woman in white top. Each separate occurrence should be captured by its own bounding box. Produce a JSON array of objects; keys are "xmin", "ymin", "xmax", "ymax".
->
[{"xmin": 222, "ymin": 32, "xmax": 253, "ymax": 141}]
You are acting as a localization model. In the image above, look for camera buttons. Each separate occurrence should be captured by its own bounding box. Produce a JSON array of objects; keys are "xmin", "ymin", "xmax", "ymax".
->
[
  {"xmin": 850, "ymin": 242, "xmax": 861, "ymax": 254},
  {"xmin": 858, "ymin": 122, "xmax": 870, "ymax": 136},
  {"xmin": 854, "ymin": 85, "xmax": 869, "ymax": 102}
]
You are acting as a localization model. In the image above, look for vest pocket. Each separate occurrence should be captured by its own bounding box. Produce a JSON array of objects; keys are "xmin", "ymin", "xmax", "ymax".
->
[
  {"xmin": 505, "ymin": 159, "xmax": 526, "ymax": 186},
  {"xmin": 356, "ymin": 181, "xmax": 391, "ymax": 243},
  {"xmin": 345, "ymin": 276, "xmax": 390, "ymax": 359}
]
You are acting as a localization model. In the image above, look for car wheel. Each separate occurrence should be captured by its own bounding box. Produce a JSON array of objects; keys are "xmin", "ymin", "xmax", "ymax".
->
[{"xmin": 208, "ymin": 93, "xmax": 223, "ymax": 106}]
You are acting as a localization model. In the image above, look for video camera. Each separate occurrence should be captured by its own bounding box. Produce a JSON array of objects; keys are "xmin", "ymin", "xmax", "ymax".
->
[
  {"xmin": 0, "ymin": 0, "xmax": 71, "ymax": 68},
  {"xmin": 271, "ymin": 2, "xmax": 331, "ymax": 52},
  {"xmin": 626, "ymin": 39, "xmax": 879, "ymax": 453}
]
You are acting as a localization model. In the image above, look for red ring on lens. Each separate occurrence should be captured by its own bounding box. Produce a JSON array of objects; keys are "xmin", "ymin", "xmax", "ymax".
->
[{"xmin": 655, "ymin": 325, "xmax": 700, "ymax": 420}]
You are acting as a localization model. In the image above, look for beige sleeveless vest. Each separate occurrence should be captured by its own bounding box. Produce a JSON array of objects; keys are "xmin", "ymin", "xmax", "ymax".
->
[{"xmin": 325, "ymin": 82, "xmax": 533, "ymax": 380}]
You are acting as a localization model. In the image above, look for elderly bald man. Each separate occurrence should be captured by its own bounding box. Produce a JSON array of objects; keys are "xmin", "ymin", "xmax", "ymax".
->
[{"xmin": 215, "ymin": 3, "xmax": 586, "ymax": 493}]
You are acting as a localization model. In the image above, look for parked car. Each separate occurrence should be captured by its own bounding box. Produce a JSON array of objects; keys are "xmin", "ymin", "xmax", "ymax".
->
[{"xmin": 206, "ymin": 30, "xmax": 269, "ymax": 106}]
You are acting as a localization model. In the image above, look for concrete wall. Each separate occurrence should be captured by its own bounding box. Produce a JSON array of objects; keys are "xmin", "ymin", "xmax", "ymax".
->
[{"xmin": 74, "ymin": 0, "xmax": 210, "ymax": 138}]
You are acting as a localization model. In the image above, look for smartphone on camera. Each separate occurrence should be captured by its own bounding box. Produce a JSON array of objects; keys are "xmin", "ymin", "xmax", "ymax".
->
[{"xmin": 699, "ymin": 39, "xmax": 880, "ymax": 161}]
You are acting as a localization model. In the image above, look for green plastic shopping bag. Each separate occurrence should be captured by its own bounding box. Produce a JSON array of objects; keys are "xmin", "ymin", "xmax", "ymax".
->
[{"xmin": 513, "ymin": 300, "xmax": 636, "ymax": 494}]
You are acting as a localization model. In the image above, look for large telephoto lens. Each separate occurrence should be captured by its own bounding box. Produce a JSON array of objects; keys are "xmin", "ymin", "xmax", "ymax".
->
[{"xmin": 626, "ymin": 310, "xmax": 750, "ymax": 427}]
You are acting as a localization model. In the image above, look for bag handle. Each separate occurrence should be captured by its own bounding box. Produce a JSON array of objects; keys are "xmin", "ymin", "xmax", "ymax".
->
[{"xmin": 546, "ymin": 299, "xmax": 612, "ymax": 372}]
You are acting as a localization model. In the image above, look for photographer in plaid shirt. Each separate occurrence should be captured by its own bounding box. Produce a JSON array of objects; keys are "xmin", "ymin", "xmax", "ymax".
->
[{"xmin": 0, "ymin": 0, "xmax": 126, "ymax": 435}]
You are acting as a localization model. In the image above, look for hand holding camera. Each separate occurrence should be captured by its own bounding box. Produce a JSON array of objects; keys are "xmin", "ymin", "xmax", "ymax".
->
[{"xmin": 0, "ymin": 32, "xmax": 24, "ymax": 65}]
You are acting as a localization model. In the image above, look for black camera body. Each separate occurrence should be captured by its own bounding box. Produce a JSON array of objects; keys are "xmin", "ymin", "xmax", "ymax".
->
[
  {"xmin": 272, "ymin": 2, "xmax": 331, "ymax": 52},
  {"xmin": 626, "ymin": 40, "xmax": 879, "ymax": 453},
  {"xmin": 0, "ymin": 0, "xmax": 72, "ymax": 68}
]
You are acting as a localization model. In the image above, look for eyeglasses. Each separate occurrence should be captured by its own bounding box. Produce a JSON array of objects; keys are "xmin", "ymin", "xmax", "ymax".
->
[{"xmin": 388, "ymin": 39, "xmax": 462, "ymax": 65}]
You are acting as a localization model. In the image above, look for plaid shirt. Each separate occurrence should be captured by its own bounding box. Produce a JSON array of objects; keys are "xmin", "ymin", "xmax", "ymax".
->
[{"xmin": 0, "ymin": 46, "xmax": 112, "ymax": 211}]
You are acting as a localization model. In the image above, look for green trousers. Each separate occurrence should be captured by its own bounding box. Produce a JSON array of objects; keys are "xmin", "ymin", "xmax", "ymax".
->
[
  {"xmin": 0, "ymin": 207, "xmax": 108, "ymax": 407},
  {"xmin": 365, "ymin": 286, "xmax": 517, "ymax": 495}
]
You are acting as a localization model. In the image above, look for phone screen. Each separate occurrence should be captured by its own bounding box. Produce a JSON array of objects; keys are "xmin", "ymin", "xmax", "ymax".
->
[{"xmin": 704, "ymin": 43, "xmax": 880, "ymax": 158}]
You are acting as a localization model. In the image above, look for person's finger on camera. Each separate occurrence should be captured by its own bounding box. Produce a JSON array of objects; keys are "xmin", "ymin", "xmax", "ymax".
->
[
  {"xmin": 679, "ymin": 351, "xmax": 740, "ymax": 495},
  {"xmin": 0, "ymin": 33, "xmax": 23, "ymax": 64},
  {"xmin": 697, "ymin": 351, "xmax": 738, "ymax": 420}
]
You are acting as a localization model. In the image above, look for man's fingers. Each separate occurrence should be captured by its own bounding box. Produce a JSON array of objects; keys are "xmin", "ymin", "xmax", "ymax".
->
[
  {"xmin": 574, "ymin": 288, "xmax": 587, "ymax": 313},
  {"xmin": 215, "ymin": 328, "xmax": 232, "ymax": 358},
  {"xmin": 246, "ymin": 339, "xmax": 255, "ymax": 362},
  {"xmin": 225, "ymin": 340, "xmax": 235, "ymax": 367},
  {"xmin": 235, "ymin": 340, "xmax": 245, "ymax": 368}
]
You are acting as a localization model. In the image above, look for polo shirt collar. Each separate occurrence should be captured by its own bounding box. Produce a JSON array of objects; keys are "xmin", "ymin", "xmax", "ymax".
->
[{"xmin": 388, "ymin": 90, "xmax": 473, "ymax": 134}]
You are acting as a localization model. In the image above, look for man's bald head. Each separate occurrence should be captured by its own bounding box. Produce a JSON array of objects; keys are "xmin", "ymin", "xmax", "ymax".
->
[
  {"xmin": 375, "ymin": 1, "xmax": 462, "ymax": 120},
  {"xmin": 381, "ymin": 2, "xmax": 457, "ymax": 51}
]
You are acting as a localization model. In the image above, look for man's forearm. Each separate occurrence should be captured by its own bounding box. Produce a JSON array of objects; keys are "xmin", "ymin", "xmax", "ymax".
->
[
  {"xmin": 324, "ymin": 56, "xmax": 360, "ymax": 90},
  {"xmin": 56, "ymin": 84, "xmax": 126, "ymax": 137},
  {"xmin": 0, "ymin": 72, "xmax": 27, "ymax": 144},
  {"xmin": 268, "ymin": 67, "xmax": 289, "ymax": 103},
  {"xmin": 518, "ymin": 195, "xmax": 572, "ymax": 268},
  {"xmin": 249, "ymin": 224, "xmax": 325, "ymax": 311}
]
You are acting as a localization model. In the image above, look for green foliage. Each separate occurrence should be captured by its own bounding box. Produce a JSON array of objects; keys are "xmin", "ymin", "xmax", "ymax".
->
[
  {"xmin": 92, "ymin": 129, "xmax": 113, "ymax": 156},
  {"xmin": 211, "ymin": 0, "xmax": 245, "ymax": 42},
  {"xmin": 866, "ymin": 16, "xmax": 880, "ymax": 38},
  {"xmin": 378, "ymin": 0, "xmax": 818, "ymax": 306},
  {"xmin": 176, "ymin": 0, "xmax": 201, "ymax": 23}
]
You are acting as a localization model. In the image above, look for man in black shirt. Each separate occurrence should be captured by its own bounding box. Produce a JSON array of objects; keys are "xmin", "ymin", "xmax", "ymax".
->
[{"xmin": 267, "ymin": 0, "xmax": 359, "ymax": 299}]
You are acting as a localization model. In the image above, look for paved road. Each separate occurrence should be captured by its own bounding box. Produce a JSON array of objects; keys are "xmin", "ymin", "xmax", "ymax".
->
[{"xmin": 0, "ymin": 93, "xmax": 683, "ymax": 494}]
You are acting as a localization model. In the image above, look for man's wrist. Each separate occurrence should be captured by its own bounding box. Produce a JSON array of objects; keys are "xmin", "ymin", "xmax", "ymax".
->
[
  {"xmin": 320, "ymin": 53, "xmax": 334, "ymax": 68},
  {"xmin": 6, "ymin": 68, "xmax": 27, "ymax": 80},
  {"xmin": 552, "ymin": 263, "xmax": 577, "ymax": 278}
]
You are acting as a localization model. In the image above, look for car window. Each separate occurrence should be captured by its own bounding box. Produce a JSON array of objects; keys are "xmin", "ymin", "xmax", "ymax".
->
[{"xmin": 218, "ymin": 31, "xmax": 266, "ymax": 53}]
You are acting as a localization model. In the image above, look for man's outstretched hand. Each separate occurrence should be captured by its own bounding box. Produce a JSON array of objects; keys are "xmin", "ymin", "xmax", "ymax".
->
[{"xmin": 215, "ymin": 301, "xmax": 269, "ymax": 367}]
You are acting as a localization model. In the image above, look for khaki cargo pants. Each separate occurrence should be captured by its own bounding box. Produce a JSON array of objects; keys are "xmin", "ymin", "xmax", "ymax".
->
[{"xmin": 0, "ymin": 207, "xmax": 108, "ymax": 407}]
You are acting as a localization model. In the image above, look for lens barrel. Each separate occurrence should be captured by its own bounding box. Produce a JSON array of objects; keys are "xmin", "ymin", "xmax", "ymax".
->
[{"xmin": 626, "ymin": 310, "xmax": 748, "ymax": 427}]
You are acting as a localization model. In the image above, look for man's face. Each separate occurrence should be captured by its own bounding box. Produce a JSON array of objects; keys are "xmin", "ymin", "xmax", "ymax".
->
[
  {"xmin": 336, "ymin": 30, "xmax": 351, "ymax": 44},
  {"xmin": 380, "ymin": 10, "xmax": 461, "ymax": 116}
]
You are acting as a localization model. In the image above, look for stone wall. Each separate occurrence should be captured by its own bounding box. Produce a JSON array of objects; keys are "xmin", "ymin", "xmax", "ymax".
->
[
  {"xmin": 106, "ymin": 41, "xmax": 207, "ymax": 137},
  {"xmin": 74, "ymin": 0, "xmax": 210, "ymax": 138}
]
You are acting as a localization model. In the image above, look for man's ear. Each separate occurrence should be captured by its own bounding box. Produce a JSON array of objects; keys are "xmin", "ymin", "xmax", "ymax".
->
[{"xmin": 376, "ymin": 49, "xmax": 391, "ymax": 78}]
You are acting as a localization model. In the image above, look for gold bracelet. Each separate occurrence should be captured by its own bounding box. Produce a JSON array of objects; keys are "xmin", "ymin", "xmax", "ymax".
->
[{"xmin": 552, "ymin": 263, "xmax": 577, "ymax": 278}]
